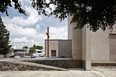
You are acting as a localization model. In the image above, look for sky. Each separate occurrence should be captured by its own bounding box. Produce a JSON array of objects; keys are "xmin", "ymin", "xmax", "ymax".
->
[{"xmin": 0, "ymin": 0, "xmax": 68, "ymax": 49}]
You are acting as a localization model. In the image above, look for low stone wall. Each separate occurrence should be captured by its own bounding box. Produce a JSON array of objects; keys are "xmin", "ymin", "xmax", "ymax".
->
[
  {"xmin": 82, "ymin": 60, "xmax": 85, "ymax": 70},
  {"xmin": 0, "ymin": 60, "xmax": 83, "ymax": 71},
  {"xmin": 92, "ymin": 63, "xmax": 116, "ymax": 66},
  {"xmin": 91, "ymin": 63, "xmax": 116, "ymax": 69},
  {"xmin": 0, "ymin": 62, "xmax": 62, "ymax": 71},
  {"xmin": 27, "ymin": 60, "xmax": 83, "ymax": 68}
]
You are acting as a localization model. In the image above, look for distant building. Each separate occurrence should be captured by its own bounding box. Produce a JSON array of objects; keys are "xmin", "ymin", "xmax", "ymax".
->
[
  {"xmin": 12, "ymin": 49, "xmax": 45, "ymax": 57},
  {"xmin": 33, "ymin": 49, "xmax": 44, "ymax": 56},
  {"xmin": 45, "ymin": 39, "xmax": 72, "ymax": 58},
  {"xmin": 13, "ymin": 49, "xmax": 30, "ymax": 57},
  {"xmin": 13, "ymin": 49, "xmax": 29, "ymax": 54}
]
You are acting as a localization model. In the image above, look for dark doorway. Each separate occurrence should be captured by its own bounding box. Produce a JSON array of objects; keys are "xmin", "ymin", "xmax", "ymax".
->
[{"xmin": 51, "ymin": 50, "xmax": 56, "ymax": 56}]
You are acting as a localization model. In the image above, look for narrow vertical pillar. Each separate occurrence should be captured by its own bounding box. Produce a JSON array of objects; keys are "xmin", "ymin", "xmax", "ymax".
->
[
  {"xmin": 82, "ymin": 26, "xmax": 91, "ymax": 71},
  {"xmin": 85, "ymin": 27, "xmax": 91, "ymax": 71},
  {"xmin": 46, "ymin": 27, "xmax": 50, "ymax": 57}
]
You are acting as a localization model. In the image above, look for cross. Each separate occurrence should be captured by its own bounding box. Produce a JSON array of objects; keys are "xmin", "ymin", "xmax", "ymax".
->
[{"xmin": 46, "ymin": 27, "xmax": 50, "ymax": 57}]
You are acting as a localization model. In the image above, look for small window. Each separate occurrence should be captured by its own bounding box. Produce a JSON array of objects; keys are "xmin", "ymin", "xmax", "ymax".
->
[{"xmin": 37, "ymin": 51, "xmax": 41, "ymax": 53}]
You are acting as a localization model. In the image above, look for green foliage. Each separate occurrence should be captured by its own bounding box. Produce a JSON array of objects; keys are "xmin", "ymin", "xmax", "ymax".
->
[
  {"xmin": 32, "ymin": 0, "xmax": 116, "ymax": 31},
  {"xmin": 69, "ymin": 0, "xmax": 116, "ymax": 32},
  {"xmin": 0, "ymin": 16, "xmax": 11, "ymax": 55},
  {"xmin": 33, "ymin": 44, "xmax": 36, "ymax": 48},
  {"xmin": 33, "ymin": 44, "xmax": 43, "ymax": 50},
  {"xmin": 29, "ymin": 47, "xmax": 35, "ymax": 54},
  {"xmin": 0, "ymin": 0, "xmax": 116, "ymax": 31},
  {"xmin": 22, "ymin": 46, "xmax": 28, "ymax": 49},
  {"xmin": 0, "ymin": 0, "xmax": 26, "ymax": 16}
]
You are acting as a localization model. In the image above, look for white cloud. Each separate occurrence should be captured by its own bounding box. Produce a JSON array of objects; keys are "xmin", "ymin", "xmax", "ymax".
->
[
  {"xmin": 11, "ymin": 37, "xmax": 35, "ymax": 48},
  {"xmin": 45, "ymin": 0, "xmax": 55, "ymax": 13},
  {"xmin": 46, "ymin": 0, "xmax": 50, "ymax": 3},
  {"xmin": 2, "ymin": 6, "xmax": 43, "ymax": 26},
  {"xmin": 49, "ymin": 26, "xmax": 68, "ymax": 39},
  {"xmin": 11, "ymin": 36, "xmax": 45, "ymax": 49},
  {"xmin": 36, "ymin": 24, "xmax": 40, "ymax": 30},
  {"xmin": 45, "ymin": 4, "xmax": 55, "ymax": 13},
  {"xmin": 12, "ymin": 37, "xmax": 29, "ymax": 43},
  {"xmin": 19, "ymin": 0, "xmax": 31, "ymax": 6},
  {"xmin": 5, "ymin": 23, "xmax": 46, "ymax": 48},
  {"xmin": 5, "ymin": 24, "xmax": 38, "ymax": 38}
]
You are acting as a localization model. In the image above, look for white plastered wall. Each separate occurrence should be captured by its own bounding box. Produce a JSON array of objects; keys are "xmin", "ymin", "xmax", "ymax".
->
[
  {"xmin": 49, "ymin": 41, "xmax": 59, "ymax": 57},
  {"xmin": 68, "ymin": 15, "xmax": 82, "ymax": 60},
  {"xmin": 68, "ymin": 15, "xmax": 73, "ymax": 39},
  {"xmin": 91, "ymin": 28, "xmax": 110, "ymax": 62}
]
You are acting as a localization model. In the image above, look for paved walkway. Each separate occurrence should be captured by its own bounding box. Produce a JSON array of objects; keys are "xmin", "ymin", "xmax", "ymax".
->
[
  {"xmin": 0, "ymin": 69, "xmax": 116, "ymax": 77},
  {"xmin": 0, "ymin": 58, "xmax": 116, "ymax": 77}
]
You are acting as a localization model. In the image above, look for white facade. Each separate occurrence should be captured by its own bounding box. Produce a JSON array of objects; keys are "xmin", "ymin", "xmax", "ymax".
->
[
  {"xmin": 45, "ymin": 39, "xmax": 72, "ymax": 58},
  {"xmin": 68, "ymin": 15, "xmax": 111, "ymax": 62},
  {"xmin": 68, "ymin": 15, "xmax": 116, "ymax": 70},
  {"xmin": 14, "ymin": 49, "xmax": 29, "ymax": 54},
  {"xmin": 45, "ymin": 40, "xmax": 59, "ymax": 57},
  {"xmin": 33, "ymin": 49, "xmax": 44, "ymax": 56}
]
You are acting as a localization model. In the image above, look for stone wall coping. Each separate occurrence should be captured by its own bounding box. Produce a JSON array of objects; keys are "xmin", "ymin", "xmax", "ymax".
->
[
  {"xmin": 23, "ymin": 58, "xmax": 73, "ymax": 61},
  {"xmin": 45, "ymin": 39, "xmax": 72, "ymax": 41},
  {"xmin": 92, "ymin": 62, "xmax": 116, "ymax": 63},
  {"xmin": 0, "ymin": 58, "xmax": 73, "ymax": 62},
  {"xmin": 109, "ymin": 33, "xmax": 116, "ymax": 35}
]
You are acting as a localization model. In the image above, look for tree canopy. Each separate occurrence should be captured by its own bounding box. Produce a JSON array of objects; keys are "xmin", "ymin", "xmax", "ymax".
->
[
  {"xmin": 33, "ymin": 44, "xmax": 43, "ymax": 50},
  {"xmin": 0, "ymin": 0, "xmax": 116, "ymax": 31},
  {"xmin": 0, "ymin": 0, "xmax": 26, "ymax": 16},
  {"xmin": 0, "ymin": 16, "xmax": 11, "ymax": 55},
  {"xmin": 29, "ymin": 47, "xmax": 35, "ymax": 54},
  {"xmin": 22, "ymin": 46, "xmax": 28, "ymax": 49}
]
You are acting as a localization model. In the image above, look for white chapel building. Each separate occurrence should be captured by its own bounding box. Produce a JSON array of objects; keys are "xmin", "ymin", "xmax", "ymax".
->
[{"xmin": 68, "ymin": 15, "xmax": 116, "ymax": 70}]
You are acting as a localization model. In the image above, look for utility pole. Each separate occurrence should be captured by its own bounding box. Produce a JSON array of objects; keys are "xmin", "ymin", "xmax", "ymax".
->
[
  {"xmin": 24, "ymin": 42, "xmax": 25, "ymax": 58},
  {"xmin": 46, "ymin": 27, "xmax": 50, "ymax": 57}
]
